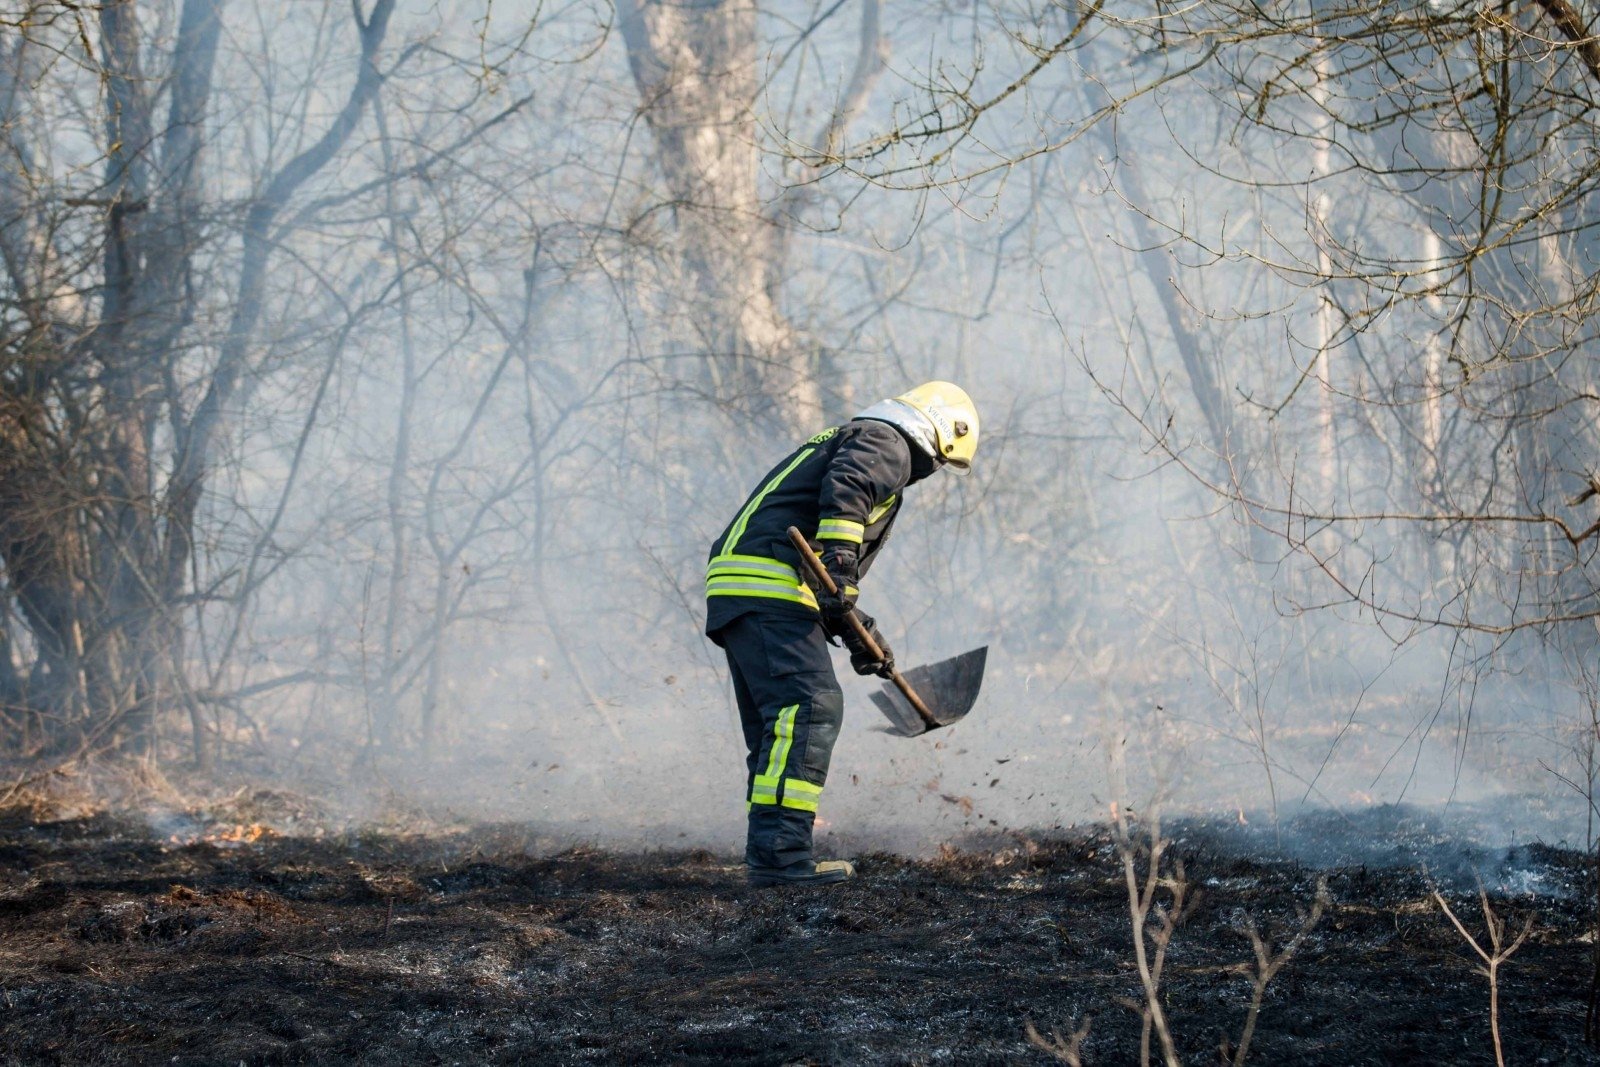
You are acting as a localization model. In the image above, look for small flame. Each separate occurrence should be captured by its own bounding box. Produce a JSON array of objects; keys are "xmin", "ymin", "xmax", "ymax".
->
[
  {"xmin": 215, "ymin": 823, "xmax": 275, "ymax": 844},
  {"xmin": 167, "ymin": 822, "xmax": 277, "ymax": 848}
]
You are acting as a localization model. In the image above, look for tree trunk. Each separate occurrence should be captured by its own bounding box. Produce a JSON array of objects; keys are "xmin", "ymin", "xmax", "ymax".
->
[{"xmin": 617, "ymin": 0, "xmax": 821, "ymax": 434}]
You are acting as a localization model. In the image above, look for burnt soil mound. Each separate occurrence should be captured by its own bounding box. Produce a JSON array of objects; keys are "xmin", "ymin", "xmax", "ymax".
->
[{"xmin": 0, "ymin": 813, "xmax": 1596, "ymax": 1064}]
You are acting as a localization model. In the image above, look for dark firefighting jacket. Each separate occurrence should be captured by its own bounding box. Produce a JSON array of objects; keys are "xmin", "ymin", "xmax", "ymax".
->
[{"xmin": 705, "ymin": 419, "xmax": 914, "ymax": 638}]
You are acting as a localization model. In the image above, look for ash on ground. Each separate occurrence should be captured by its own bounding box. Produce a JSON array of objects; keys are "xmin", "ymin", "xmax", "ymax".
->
[{"xmin": 0, "ymin": 807, "xmax": 1596, "ymax": 1065}]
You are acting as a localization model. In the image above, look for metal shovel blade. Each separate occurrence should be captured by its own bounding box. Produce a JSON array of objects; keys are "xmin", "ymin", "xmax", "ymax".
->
[{"xmin": 870, "ymin": 646, "xmax": 988, "ymax": 737}]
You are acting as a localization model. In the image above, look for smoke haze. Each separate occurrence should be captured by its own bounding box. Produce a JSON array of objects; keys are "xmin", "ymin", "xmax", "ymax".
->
[{"xmin": 1, "ymin": 0, "xmax": 1596, "ymax": 862}]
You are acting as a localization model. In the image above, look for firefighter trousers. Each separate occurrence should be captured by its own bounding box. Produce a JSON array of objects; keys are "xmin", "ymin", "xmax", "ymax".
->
[{"xmin": 714, "ymin": 611, "xmax": 844, "ymax": 869}]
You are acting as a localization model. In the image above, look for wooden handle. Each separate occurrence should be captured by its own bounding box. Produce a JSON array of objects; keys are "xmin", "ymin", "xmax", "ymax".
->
[{"xmin": 786, "ymin": 526, "xmax": 941, "ymax": 730}]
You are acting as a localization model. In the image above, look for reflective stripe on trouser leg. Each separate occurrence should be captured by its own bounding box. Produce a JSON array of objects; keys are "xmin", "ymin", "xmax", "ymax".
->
[
  {"xmin": 715, "ymin": 612, "xmax": 842, "ymax": 870},
  {"xmin": 781, "ymin": 777, "xmax": 822, "ymax": 812},
  {"xmin": 748, "ymin": 704, "xmax": 798, "ymax": 807},
  {"xmin": 748, "ymin": 697, "xmax": 840, "ymax": 813},
  {"xmin": 745, "ymin": 692, "xmax": 839, "ymax": 869}
]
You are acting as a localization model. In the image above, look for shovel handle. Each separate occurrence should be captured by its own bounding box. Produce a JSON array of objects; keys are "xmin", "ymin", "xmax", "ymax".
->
[{"xmin": 786, "ymin": 526, "xmax": 942, "ymax": 732}]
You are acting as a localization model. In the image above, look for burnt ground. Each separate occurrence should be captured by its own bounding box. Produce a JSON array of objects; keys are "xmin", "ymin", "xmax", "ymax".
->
[{"xmin": 0, "ymin": 808, "xmax": 1597, "ymax": 1065}]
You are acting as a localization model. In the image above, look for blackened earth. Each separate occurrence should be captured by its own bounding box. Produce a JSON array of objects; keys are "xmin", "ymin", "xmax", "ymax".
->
[{"xmin": 0, "ymin": 812, "xmax": 1596, "ymax": 1065}]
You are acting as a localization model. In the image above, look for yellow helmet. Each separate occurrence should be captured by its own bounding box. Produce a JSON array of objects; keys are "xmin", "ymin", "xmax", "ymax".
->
[{"xmin": 857, "ymin": 381, "xmax": 980, "ymax": 472}]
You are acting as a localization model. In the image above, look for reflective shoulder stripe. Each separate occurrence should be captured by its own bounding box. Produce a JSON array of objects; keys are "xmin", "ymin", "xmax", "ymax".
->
[
  {"xmin": 867, "ymin": 495, "xmax": 897, "ymax": 526},
  {"xmin": 816, "ymin": 517, "xmax": 864, "ymax": 543},
  {"xmin": 720, "ymin": 447, "xmax": 816, "ymax": 556}
]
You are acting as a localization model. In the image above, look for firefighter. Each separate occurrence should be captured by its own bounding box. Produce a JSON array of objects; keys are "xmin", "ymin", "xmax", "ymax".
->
[{"xmin": 705, "ymin": 382, "xmax": 981, "ymax": 887}]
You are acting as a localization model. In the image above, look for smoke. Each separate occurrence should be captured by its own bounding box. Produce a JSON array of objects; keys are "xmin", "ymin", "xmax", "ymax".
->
[
  {"xmin": 281, "ymin": 461, "xmax": 1594, "ymax": 860},
  {"xmin": 5, "ymin": 0, "xmax": 1594, "ymax": 866}
]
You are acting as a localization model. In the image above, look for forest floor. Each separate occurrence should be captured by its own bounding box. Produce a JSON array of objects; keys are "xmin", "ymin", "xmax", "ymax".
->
[{"xmin": 0, "ymin": 791, "xmax": 1598, "ymax": 1065}]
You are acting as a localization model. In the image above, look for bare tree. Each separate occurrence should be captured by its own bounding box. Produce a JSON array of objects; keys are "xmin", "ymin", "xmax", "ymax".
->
[
  {"xmin": 618, "ymin": 0, "xmax": 813, "ymax": 430},
  {"xmin": 617, "ymin": 0, "xmax": 890, "ymax": 432},
  {"xmin": 807, "ymin": 1, "xmax": 1600, "ymax": 649},
  {"xmin": 0, "ymin": 0, "xmax": 398, "ymax": 763}
]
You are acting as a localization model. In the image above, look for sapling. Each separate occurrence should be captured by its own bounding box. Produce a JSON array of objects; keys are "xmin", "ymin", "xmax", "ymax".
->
[
  {"xmin": 1025, "ymin": 1015, "xmax": 1092, "ymax": 1066},
  {"xmin": 1229, "ymin": 877, "xmax": 1331, "ymax": 1065},
  {"xmin": 1433, "ymin": 885, "xmax": 1534, "ymax": 1067},
  {"xmin": 1111, "ymin": 799, "xmax": 1196, "ymax": 1067}
]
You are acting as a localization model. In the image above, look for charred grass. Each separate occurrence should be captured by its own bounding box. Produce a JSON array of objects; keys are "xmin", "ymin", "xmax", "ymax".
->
[{"xmin": 0, "ymin": 813, "xmax": 1596, "ymax": 1064}]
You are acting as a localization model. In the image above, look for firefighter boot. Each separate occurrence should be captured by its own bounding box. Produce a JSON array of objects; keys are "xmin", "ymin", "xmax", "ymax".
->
[{"xmin": 747, "ymin": 858, "xmax": 856, "ymax": 888}]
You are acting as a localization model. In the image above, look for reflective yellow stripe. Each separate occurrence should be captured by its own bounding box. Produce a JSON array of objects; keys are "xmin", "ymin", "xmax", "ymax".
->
[
  {"xmin": 750, "ymin": 715, "xmax": 825, "ymax": 813},
  {"xmin": 781, "ymin": 777, "xmax": 822, "ymax": 813},
  {"xmin": 816, "ymin": 517, "xmax": 864, "ymax": 543},
  {"xmin": 706, "ymin": 555, "xmax": 802, "ymax": 582},
  {"xmin": 758, "ymin": 710, "xmax": 800, "ymax": 799},
  {"xmin": 706, "ymin": 553, "xmax": 817, "ymax": 609},
  {"xmin": 867, "ymin": 495, "xmax": 896, "ymax": 525},
  {"xmin": 720, "ymin": 448, "xmax": 816, "ymax": 556},
  {"xmin": 749, "ymin": 774, "xmax": 780, "ymax": 806},
  {"xmin": 706, "ymin": 576, "xmax": 818, "ymax": 609},
  {"xmin": 765, "ymin": 706, "xmax": 797, "ymax": 782}
]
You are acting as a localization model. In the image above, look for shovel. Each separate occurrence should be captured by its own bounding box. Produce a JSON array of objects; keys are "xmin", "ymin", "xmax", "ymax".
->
[{"xmin": 787, "ymin": 526, "xmax": 988, "ymax": 737}]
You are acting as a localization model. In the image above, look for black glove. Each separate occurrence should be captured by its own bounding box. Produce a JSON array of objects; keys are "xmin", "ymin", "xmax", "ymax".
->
[
  {"xmin": 844, "ymin": 611, "xmax": 895, "ymax": 678},
  {"xmin": 817, "ymin": 543, "xmax": 860, "ymax": 641}
]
